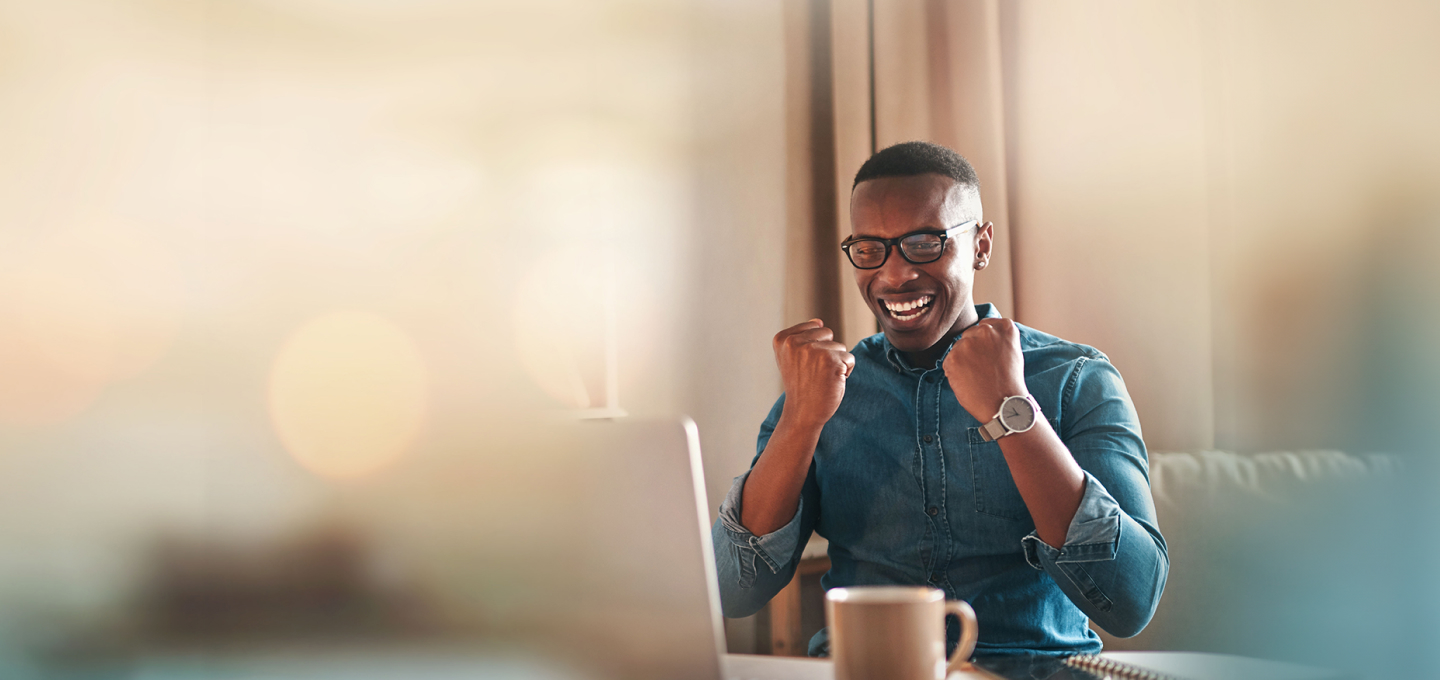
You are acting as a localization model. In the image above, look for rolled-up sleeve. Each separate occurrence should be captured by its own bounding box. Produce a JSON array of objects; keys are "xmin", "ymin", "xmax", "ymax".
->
[
  {"xmin": 710, "ymin": 396, "xmax": 820, "ymax": 618},
  {"xmin": 1023, "ymin": 356, "xmax": 1169, "ymax": 638}
]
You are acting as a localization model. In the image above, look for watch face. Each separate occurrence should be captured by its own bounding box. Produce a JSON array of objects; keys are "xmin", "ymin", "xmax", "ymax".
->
[{"xmin": 999, "ymin": 396, "xmax": 1037, "ymax": 433}]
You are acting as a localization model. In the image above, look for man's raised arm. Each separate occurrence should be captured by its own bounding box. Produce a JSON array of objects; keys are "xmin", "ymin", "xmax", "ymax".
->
[
  {"xmin": 943, "ymin": 318, "xmax": 1167, "ymax": 637},
  {"xmin": 740, "ymin": 319, "xmax": 852, "ymax": 535},
  {"xmin": 711, "ymin": 319, "xmax": 853, "ymax": 618}
]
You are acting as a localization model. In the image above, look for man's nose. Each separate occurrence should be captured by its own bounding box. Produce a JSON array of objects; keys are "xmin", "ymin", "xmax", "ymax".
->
[{"xmin": 874, "ymin": 248, "xmax": 921, "ymax": 286}]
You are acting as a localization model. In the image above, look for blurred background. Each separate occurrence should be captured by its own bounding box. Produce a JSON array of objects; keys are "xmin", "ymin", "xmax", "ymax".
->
[{"xmin": 0, "ymin": 0, "xmax": 1436, "ymax": 678}]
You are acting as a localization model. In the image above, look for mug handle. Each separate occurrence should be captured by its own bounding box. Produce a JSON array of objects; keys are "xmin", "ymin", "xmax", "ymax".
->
[{"xmin": 944, "ymin": 600, "xmax": 979, "ymax": 674}]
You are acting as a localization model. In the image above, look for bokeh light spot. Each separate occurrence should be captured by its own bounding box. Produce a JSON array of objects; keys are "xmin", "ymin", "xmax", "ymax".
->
[{"xmin": 269, "ymin": 311, "xmax": 428, "ymax": 480}]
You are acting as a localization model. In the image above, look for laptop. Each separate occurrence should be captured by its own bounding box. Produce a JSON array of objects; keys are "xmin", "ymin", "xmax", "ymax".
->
[{"xmin": 482, "ymin": 416, "xmax": 828, "ymax": 680}]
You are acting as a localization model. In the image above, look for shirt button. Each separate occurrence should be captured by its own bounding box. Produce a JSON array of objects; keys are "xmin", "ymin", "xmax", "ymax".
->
[
  {"xmin": 929, "ymin": 573, "xmax": 942, "ymax": 583},
  {"xmin": 927, "ymin": 506, "xmax": 939, "ymax": 516},
  {"xmin": 923, "ymin": 435, "xmax": 933, "ymax": 443}
]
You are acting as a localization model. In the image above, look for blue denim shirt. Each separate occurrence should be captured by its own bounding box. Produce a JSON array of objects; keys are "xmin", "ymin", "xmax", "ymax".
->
[{"xmin": 711, "ymin": 304, "xmax": 1167, "ymax": 657}]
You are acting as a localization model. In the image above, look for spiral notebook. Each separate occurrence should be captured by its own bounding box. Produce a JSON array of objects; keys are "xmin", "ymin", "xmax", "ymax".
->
[
  {"xmin": 972, "ymin": 651, "xmax": 1356, "ymax": 680},
  {"xmin": 1063, "ymin": 654, "xmax": 1183, "ymax": 679}
]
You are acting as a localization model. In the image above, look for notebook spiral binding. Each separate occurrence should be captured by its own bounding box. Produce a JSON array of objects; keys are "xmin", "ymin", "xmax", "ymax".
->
[{"xmin": 1063, "ymin": 654, "xmax": 1187, "ymax": 680}]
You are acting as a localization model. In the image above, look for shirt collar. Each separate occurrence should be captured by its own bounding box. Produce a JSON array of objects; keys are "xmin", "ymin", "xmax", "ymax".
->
[{"xmin": 882, "ymin": 303, "xmax": 1003, "ymax": 374}]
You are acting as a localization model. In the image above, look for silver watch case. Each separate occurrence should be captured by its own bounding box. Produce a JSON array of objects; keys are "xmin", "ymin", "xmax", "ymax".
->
[{"xmin": 978, "ymin": 395, "xmax": 1040, "ymax": 442}]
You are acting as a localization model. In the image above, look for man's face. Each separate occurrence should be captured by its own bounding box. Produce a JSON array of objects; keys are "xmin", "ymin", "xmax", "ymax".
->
[{"xmin": 849, "ymin": 173, "xmax": 990, "ymax": 355}]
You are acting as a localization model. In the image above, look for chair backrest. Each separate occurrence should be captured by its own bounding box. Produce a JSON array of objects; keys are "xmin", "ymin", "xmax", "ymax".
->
[{"xmin": 1097, "ymin": 450, "xmax": 1406, "ymax": 674}]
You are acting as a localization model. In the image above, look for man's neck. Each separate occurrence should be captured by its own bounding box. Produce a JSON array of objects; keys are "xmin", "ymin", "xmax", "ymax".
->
[{"xmin": 904, "ymin": 303, "xmax": 980, "ymax": 370}]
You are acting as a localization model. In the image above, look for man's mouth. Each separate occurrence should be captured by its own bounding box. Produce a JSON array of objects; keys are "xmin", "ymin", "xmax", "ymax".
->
[{"xmin": 881, "ymin": 294, "xmax": 934, "ymax": 322}]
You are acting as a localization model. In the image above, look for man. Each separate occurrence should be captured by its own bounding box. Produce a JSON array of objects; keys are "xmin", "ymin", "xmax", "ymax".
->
[{"xmin": 711, "ymin": 141, "xmax": 1167, "ymax": 657}]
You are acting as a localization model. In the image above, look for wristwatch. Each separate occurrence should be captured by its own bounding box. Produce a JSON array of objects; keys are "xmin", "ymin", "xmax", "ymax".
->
[{"xmin": 978, "ymin": 394, "xmax": 1041, "ymax": 442}]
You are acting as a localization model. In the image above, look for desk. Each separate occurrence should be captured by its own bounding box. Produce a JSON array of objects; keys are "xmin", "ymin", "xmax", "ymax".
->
[
  {"xmin": 726, "ymin": 652, "xmax": 1352, "ymax": 680},
  {"xmin": 724, "ymin": 653, "xmax": 834, "ymax": 680},
  {"xmin": 111, "ymin": 649, "xmax": 1348, "ymax": 679},
  {"xmin": 724, "ymin": 653, "xmax": 991, "ymax": 680}
]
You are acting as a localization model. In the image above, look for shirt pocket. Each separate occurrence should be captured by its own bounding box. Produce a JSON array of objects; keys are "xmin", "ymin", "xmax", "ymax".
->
[{"xmin": 967, "ymin": 426, "xmax": 1031, "ymax": 522}]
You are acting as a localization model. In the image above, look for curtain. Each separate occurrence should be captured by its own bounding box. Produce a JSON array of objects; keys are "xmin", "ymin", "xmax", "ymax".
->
[{"xmin": 782, "ymin": 0, "xmax": 1016, "ymax": 348}]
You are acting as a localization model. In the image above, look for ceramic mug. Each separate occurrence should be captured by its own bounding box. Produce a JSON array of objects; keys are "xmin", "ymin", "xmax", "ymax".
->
[{"xmin": 825, "ymin": 586, "xmax": 979, "ymax": 680}]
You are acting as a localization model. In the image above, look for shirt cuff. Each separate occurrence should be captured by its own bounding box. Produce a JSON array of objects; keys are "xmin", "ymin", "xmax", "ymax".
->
[
  {"xmin": 1022, "ymin": 471, "xmax": 1122, "ymax": 569},
  {"xmin": 716, "ymin": 469, "xmax": 805, "ymax": 574}
]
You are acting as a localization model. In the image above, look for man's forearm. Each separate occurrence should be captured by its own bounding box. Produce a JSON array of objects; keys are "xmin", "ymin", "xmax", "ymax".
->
[
  {"xmin": 997, "ymin": 418, "xmax": 1086, "ymax": 546},
  {"xmin": 945, "ymin": 318, "xmax": 1086, "ymax": 544},
  {"xmin": 739, "ymin": 412, "xmax": 822, "ymax": 536}
]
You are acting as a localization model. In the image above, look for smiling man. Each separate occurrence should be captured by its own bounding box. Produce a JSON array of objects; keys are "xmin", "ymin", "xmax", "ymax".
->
[{"xmin": 712, "ymin": 142, "xmax": 1168, "ymax": 657}]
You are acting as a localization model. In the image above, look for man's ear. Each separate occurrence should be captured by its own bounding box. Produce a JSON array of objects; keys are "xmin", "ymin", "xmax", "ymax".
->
[{"xmin": 975, "ymin": 221, "xmax": 995, "ymax": 258}]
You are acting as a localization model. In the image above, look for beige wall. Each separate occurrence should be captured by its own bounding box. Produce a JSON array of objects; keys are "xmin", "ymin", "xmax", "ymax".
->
[
  {"xmin": 1202, "ymin": 0, "xmax": 1440, "ymax": 453},
  {"xmin": 1000, "ymin": 1, "xmax": 1216, "ymax": 452},
  {"xmin": 999, "ymin": 0, "xmax": 1440, "ymax": 453},
  {"xmin": 0, "ymin": 0, "xmax": 792, "ymax": 656}
]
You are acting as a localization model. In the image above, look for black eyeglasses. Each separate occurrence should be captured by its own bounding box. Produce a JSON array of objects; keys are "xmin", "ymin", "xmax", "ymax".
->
[{"xmin": 840, "ymin": 221, "xmax": 978, "ymax": 269}]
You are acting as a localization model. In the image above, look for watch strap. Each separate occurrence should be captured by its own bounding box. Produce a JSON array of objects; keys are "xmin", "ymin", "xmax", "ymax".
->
[{"xmin": 979, "ymin": 417, "xmax": 1007, "ymax": 442}]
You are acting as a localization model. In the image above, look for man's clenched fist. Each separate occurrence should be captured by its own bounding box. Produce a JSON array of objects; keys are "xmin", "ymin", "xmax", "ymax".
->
[
  {"xmin": 943, "ymin": 318, "xmax": 1030, "ymax": 422},
  {"xmin": 774, "ymin": 319, "xmax": 856, "ymax": 429}
]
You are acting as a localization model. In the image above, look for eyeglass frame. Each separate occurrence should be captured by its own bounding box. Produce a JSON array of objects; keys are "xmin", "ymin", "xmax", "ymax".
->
[{"xmin": 839, "ymin": 220, "xmax": 979, "ymax": 269}]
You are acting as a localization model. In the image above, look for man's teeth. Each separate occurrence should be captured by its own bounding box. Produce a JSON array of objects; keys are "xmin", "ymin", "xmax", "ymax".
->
[{"xmin": 884, "ymin": 296, "xmax": 932, "ymax": 315}]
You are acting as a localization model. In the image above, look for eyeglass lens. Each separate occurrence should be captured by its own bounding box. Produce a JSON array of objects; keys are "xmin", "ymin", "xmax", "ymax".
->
[{"xmin": 848, "ymin": 233, "xmax": 946, "ymax": 268}]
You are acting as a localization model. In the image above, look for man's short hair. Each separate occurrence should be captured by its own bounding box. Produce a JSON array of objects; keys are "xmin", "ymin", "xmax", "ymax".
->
[{"xmin": 852, "ymin": 141, "xmax": 979, "ymax": 190}]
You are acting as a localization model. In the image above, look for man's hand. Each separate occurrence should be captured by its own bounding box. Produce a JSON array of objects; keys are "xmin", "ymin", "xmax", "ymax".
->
[
  {"xmin": 943, "ymin": 318, "xmax": 1029, "ymax": 422},
  {"xmin": 773, "ymin": 319, "xmax": 856, "ymax": 429}
]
